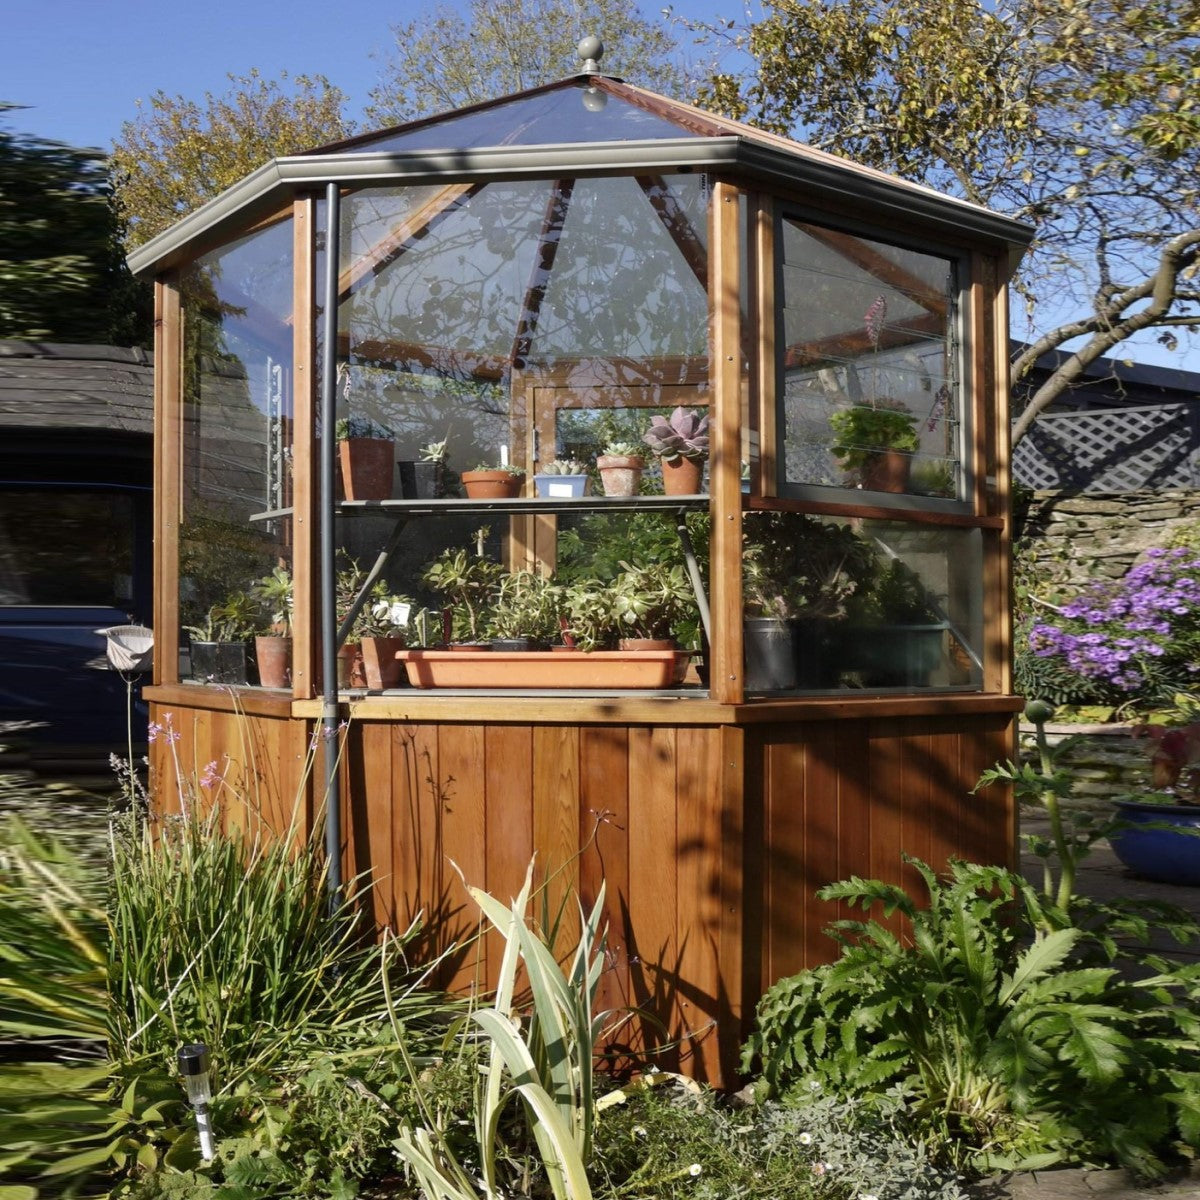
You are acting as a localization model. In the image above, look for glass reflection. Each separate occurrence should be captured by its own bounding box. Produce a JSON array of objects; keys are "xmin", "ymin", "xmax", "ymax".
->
[
  {"xmin": 777, "ymin": 219, "xmax": 961, "ymax": 501},
  {"xmin": 742, "ymin": 511, "xmax": 982, "ymax": 692}
]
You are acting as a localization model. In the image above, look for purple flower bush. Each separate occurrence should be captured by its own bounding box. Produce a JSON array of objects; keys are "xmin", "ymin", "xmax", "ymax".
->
[{"xmin": 1027, "ymin": 547, "xmax": 1200, "ymax": 705}]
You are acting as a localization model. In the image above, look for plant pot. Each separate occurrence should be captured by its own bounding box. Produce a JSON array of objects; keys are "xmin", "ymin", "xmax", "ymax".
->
[
  {"xmin": 660, "ymin": 456, "xmax": 704, "ymax": 496},
  {"xmin": 461, "ymin": 470, "xmax": 523, "ymax": 499},
  {"xmin": 490, "ymin": 637, "xmax": 538, "ymax": 652},
  {"xmin": 359, "ymin": 635, "xmax": 406, "ymax": 689},
  {"xmin": 1110, "ymin": 799, "xmax": 1200, "ymax": 885},
  {"xmin": 339, "ymin": 438, "xmax": 395, "ymax": 500},
  {"xmin": 859, "ymin": 449, "xmax": 912, "ymax": 494},
  {"xmin": 534, "ymin": 473, "xmax": 590, "ymax": 498},
  {"xmin": 845, "ymin": 623, "xmax": 946, "ymax": 687},
  {"xmin": 398, "ymin": 460, "xmax": 446, "ymax": 499},
  {"xmin": 397, "ymin": 648, "xmax": 678, "ymax": 689},
  {"xmin": 254, "ymin": 635, "xmax": 291, "ymax": 689},
  {"xmin": 744, "ymin": 617, "xmax": 797, "ymax": 691},
  {"xmin": 337, "ymin": 641, "xmax": 365, "ymax": 688},
  {"xmin": 618, "ymin": 637, "xmax": 675, "ymax": 652},
  {"xmin": 597, "ymin": 455, "xmax": 644, "ymax": 497},
  {"xmin": 189, "ymin": 640, "xmax": 250, "ymax": 686}
]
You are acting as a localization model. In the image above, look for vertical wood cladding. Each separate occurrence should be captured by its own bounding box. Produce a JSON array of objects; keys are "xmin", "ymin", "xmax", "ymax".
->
[{"xmin": 148, "ymin": 700, "xmax": 1013, "ymax": 1087}]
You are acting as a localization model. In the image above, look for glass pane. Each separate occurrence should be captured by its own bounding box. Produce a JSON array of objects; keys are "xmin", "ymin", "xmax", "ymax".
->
[
  {"xmin": 742, "ymin": 512, "xmax": 982, "ymax": 693},
  {"xmin": 777, "ymin": 219, "xmax": 961, "ymax": 500},
  {"xmin": 330, "ymin": 173, "xmax": 715, "ymax": 691},
  {"xmin": 335, "ymin": 173, "xmax": 710, "ymax": 490},
  {"xmin": 338, "ymin": 84, "xmax": 700, "ymax": 155},
  {"xmin": 179, "ymin": 218, "xmax": 295, "ymax": 686}
]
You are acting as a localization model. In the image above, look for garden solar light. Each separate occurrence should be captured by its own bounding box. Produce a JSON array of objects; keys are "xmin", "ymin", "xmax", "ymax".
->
[{"xmin": 177, "ymin": 1042, "xmax": 214, "ymax": 1161}]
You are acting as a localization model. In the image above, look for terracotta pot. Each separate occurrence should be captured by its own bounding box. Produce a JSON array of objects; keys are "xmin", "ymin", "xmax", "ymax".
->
[
  {"xmin": 618, "ymin": 637, "xmax": 675, "ymax": 652},
  {"xmin": 397, "ymin": 648, "xmax": 677, "ymax": 689},
  {"xmin": 339, "ymin": 438, "xmax": 395, "ymax": 500},
  {"xmin": 461, "ymin": 469, "xmax": 523, "ymax": 499},
  {"xmin": 359, "ymin": 635, "xmax": 406, "ymax": 689},
  {"xmin": 337, "ymin": 641, "xmax": 365, "ymax": 688},
  {"xmin": 660, "ymin": 455, "xmax": 704, "ymax": 495},
  {"xmin": 254, "ymin": 635, "xmax": 291, "ymax": 689},
  {"xmin": 597, "ymin": 454, "xmax": 645, "ymax": 497},
  {"xmin": 859, "ymin": 449, "xmax": 912, "ymax": 494}
]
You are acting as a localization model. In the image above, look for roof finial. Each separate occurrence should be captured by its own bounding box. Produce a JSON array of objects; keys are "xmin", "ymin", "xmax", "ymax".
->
[{"xmin": 577, "ymin": 35, "xmax": 603, "ymax": 74}]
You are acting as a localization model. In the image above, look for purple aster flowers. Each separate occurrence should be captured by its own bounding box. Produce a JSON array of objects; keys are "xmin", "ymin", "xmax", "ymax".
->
[{"xmin": 1028, "ymin": 546, "xmax": 1200, "ymax": 701}]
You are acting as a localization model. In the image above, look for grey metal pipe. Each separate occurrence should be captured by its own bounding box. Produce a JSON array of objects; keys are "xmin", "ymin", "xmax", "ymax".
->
[{"xmin": 319, "ymin": 182, "xmax": 342, "ymax": 908}]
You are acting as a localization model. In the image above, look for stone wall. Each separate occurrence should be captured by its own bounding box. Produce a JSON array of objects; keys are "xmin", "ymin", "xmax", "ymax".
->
[
  {"xmin": 1019, "ymin": 722, "xmax": 1151, "ymax": 813},
  {"xmin": 1017, "ymin": 489, "xmax": 1200, "ymax": 589}
]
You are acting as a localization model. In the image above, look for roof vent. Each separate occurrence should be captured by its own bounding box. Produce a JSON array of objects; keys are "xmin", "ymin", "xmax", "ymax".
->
[{"xmin": 577, "ymin": 35, "xmax": 603, "ymax": 74}]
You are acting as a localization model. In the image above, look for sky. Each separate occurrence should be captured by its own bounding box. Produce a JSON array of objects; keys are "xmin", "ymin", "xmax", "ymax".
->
[
  {"xmin": 2, "ymin": 0, "xmax": 727, "ymax": 152},
  {"xmin": 3, "ymin": 0, "xmax": 1194, "ymax": 375}
]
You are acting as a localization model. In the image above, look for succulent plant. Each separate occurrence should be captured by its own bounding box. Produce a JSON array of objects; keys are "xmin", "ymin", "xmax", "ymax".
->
[
  {"xmin": 643, "ymin": 407, "xmax": 709, "ymax": 462},
  {"xmin": 540, "ymin": 458, "xmax": 588, "ymax": 475}
]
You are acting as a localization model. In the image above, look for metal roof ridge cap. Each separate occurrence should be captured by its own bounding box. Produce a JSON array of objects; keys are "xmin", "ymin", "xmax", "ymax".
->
[
  {"xmin": 126, "ymin": 158, "xmax": 285, "ymax": 276},
  {"xmin": 275, "ymin": 135, "xmax": 741, "ymax": 175}
]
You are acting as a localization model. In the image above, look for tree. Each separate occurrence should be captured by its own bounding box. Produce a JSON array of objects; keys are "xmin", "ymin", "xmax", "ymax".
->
[
  {"xmin": 365, "ymin": 0, "xmax": 685, "ymax": 125},
  {"xmin": 110, "ymin": 70, "xmax": 353, "ymax": 249},
  {"xmin": 693, "ymin": 0, "xmax": 1200, "ymax": 440},
  {"xmin": 0, "ymin": 104, "xmax": 149, "ymax": 345}
]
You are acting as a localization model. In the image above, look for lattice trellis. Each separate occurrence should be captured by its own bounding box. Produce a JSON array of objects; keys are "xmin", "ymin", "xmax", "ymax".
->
[{"xmin": 1013, "ymin": 403, "xmax": 1200, "ymax": 492}]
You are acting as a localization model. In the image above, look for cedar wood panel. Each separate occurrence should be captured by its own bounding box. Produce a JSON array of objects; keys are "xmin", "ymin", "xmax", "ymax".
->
[{"xmin": 148, "ymin": 699, "xmax": 1014, "ymax": 1087}]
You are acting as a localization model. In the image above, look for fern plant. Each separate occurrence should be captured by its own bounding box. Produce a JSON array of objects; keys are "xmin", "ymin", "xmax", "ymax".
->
[{"xmin": 743, "ymin": 857, "xmax": 1200, "ymax": 1178}]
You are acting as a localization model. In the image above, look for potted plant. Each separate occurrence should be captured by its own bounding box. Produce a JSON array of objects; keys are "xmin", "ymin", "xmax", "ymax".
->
[
  {"xmin": 337, "ymin": 415, "xmax": 395, "ymax": 501},
  {"xmin": 533, "ymin": 457, "xmax": 590, "ymax": 498},
  {"xmin": 399, "ymin": 437, "xmax": 449, "ymax": 499},
  {"xmin": 560, "ymin": 579, "xmax": 619, "ymax": 652},
  {"xmin": 742, "ymin": 512, "xmax": 875, "ymax": 689},
  {"xmin": 844, "ymin": 556, "xmax": 946, "ymax": 688},
  {"xmin": 460, "ymin": 461, "xmax": 525, "ymax": 499},
  {"xmin": 485, "ymin": 571, "xmax": 563, "ymax": 649},
  {"xmin": 609, "ymin": 560, "xmax": 697, "ymax": 650},
  {"xmin": 643, "ymin": 407, "xmax": 709, "ymax": 495},
  {"xmin": 828, "ymin": 398, "xmax": 918, "ymax": 493},
  {"xmin": 420, "ymin": 533, "xmax": 507, "ymax": 645},
  {"xmin": 1109, "ymin": 723, "xmax": 1200, "ymax": 885},
  {"xmin": 250, "ymin": 565, "xmax": 293, "ymax": 689},
  {"xmin": 353, "ymin": 593, "xmax": 412, "ymax": 689},
  {"xmin": 185, "ymin": 591, "xmax": 260, "ymax": 685},
  {"xmin": 596, "ymin": 441, "xmax": 646, "ymax": 497}
]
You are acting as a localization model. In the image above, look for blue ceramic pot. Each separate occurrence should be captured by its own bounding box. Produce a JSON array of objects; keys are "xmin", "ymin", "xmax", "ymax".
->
[{"xmin": 1109, "ymin": 799, "xmax": 1200, "ymax": 886}]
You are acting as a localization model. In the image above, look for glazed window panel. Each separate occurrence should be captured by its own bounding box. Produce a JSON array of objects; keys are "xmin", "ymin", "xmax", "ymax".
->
[
  {"xmin": 777, "ymin": 218, "xmax": 963, "ymax": 502},
  {"xmin": 334, "ymin": 175, "xmax": 711, "ymax": 493},
  {"xmin": 178, "ymin": 219, "xmax": 295, "ymax": 684},
  {"xmin": 742, "ymin": 512, "xmax": 982, "ymax": 693}
]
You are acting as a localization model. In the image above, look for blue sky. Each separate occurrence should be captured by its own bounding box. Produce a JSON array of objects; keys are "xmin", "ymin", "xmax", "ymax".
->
[
  {"xmin": 4, "ymin": 0, "xmax": 1193, "ymax": 373},
  {"xmin": 2, "ymin": 0, "xmax": 729, "ymax": 151}
]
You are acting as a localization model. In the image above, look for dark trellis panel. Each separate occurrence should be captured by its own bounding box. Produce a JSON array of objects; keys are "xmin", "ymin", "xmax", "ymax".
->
[{"xmin": 1013, "ymin": 403, "xmax": 1200, "ymax": 492}]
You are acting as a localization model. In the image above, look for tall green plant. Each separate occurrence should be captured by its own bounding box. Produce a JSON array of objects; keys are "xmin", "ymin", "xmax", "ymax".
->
[
  {"xmin": 391, "ymin": 863, "xmax": 607, "ymax": 1200},
  {"xmin": 107, "ymin": 802, "xmax": 423, "ymax": 1090}
]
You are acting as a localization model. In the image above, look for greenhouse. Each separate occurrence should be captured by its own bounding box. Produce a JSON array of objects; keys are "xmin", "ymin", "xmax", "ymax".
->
[{"xmin": 131, "ymin": 42, "xmax": 1033, "ymax": 1082}]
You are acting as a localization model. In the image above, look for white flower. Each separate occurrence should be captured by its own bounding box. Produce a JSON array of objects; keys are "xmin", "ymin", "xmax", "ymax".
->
[
  {"xmin": 808, "ymin": 1080, "xmax": 822, "ymax": 1092},
  {"xmin": 859, "ymin": 1193, "xmax": 879, "ymax": 1200},
  {"xmin": 688, "ymin": 1164, "xmax": 703, "ymax": 1177},
  {"xmin": 632, "ymin": 1126, "xmax": 646, "ymax": 1138},
  {"xmin": 798, "ymin": 1132, "xmax": 813, "ymax": 1145}
]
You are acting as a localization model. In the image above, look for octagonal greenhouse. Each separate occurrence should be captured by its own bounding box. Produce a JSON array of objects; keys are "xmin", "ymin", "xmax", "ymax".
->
[{"xmin": 132, "ymin": 53, "xmax": 1033, "ymax": 1083}]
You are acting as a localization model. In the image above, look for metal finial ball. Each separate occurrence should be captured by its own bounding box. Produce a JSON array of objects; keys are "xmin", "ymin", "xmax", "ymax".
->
[{"xmin": 577, "ymin": 36, "xmax": 604, "ymax": 66}]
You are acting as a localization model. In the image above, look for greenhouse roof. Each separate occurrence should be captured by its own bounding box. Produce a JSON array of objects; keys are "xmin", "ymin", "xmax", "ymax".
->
[{"xmin": 128, "ymin": 74, "xmax": 1033, "ymax": 279}]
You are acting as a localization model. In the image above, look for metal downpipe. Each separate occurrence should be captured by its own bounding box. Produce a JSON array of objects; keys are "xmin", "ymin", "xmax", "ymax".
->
[{"xmin": 319, "ymin": 182, "xmax": 342, "ymax": 909}]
